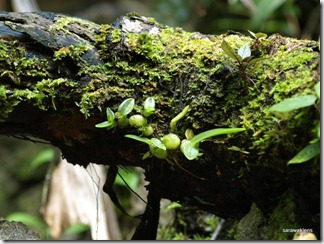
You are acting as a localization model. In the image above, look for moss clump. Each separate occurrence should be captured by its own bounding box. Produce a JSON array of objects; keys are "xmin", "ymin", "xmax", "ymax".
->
[
  {"xmin": 263, "ymin": 189, "xmax": 299, "ymax": 240},
  {"xmin": 0, "ymin": 39, "xmax": 56, "ymax": 121},
  {"xmin": 238, "ymin": 37, "xmax": 319, "ymax": 166},
  {"xmin": 49, "ymin": 15, "xmax": 97, "ymax": 33},
  {"xmin": 53, "ymin": 44, "xmax": 90, "ymax": 61},
  {"xmin": 236, "ymin": 203, "xmax": 265, "ymax": 240},
  {"xmin": 13, "ymin": 78, "xmax": 77, "ymax": 111}
]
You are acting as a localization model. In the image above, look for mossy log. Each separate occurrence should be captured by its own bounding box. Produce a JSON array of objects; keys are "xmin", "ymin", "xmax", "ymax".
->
[{"xmin": 0, "ymin": 12, "xmax": 320, "ymax": 239}]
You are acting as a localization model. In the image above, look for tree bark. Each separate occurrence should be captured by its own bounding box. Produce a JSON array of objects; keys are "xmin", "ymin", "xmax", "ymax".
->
[{"xmin": 0, "ymin": 12, "xmax": 320, "ymax": 239}]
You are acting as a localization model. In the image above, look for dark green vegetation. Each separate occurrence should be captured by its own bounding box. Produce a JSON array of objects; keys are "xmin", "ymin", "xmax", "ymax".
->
[{"xmin": 0, "ymin": 11, "xmax": 320, "ymax": 240}]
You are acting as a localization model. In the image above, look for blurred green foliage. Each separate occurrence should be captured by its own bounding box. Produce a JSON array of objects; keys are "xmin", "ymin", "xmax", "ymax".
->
[{"xmin": 149, "ymin": 0, "xmax": 319, "ymax": 39}]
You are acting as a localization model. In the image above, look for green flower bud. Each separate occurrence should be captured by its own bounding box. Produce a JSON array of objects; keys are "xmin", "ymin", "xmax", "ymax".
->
[
  {"xmin": 129, "ymin": 114, "xmax": 147, "ymax": 128},
  {"xmin": 161, "ymin": 133, "xmax": 181, "ymax": 150}
]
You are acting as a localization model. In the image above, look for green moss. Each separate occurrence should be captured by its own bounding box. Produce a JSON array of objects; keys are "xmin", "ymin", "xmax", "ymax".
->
[
  {"xmin": 49, "ymin": 15, "xmax": 97, "ymax": 33},
  {"xmin": 238, "ymin": 39, "xmax": 319, "ymax": 164},
  {"xmin": 53, "ymin": 44, "xmax": 90, "ymax": 61},
  {"xmin": 0, "ymin": 39, "xmax": 63, "ymax": 120},
  {"xmin": 236, "ymin": 203, "xmax": 265, "ymax": 240},
  {"xmin": 0, "ymin": 85, "xmax": 20, "ymax": 121},
  {"xmin": 1, "ymin": 16, "xmax": 319, "ymax": 156},
  {"xmin": 0, "ymin": 40, "xmax": 51, "ymax": 85},
  {"xmin": 12, "ymin": 78, "xmax": 77, "ymax": 111},
  {"xmin": 263, "ymin": 189, "xmax": 299, "ymax": 240}
]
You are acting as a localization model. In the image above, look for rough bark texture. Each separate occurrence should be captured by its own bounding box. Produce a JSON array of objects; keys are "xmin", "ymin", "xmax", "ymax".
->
[{"xmin": 0, "ymin": 12, "xmax": 320, "ymax": 239}]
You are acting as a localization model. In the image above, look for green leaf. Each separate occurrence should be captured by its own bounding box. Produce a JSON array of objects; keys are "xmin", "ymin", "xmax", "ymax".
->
[
  {"xmin": 228, "ymin": 146, "xmax": 250, "ymax": 154},
  {"xmin": 117, "ymin": 98, "xmax": 135, "ymax": 117},
  {"xmin": 149, "ymin": 138, "xmax": 168, "ymax": 159},
  {"xmin": 268, "ymin": 95, "xmax": 317, "ymax": 113},
  {"xmin": 238, "ymin": 44, "xmax": 251, "ymax": 60},
  {"xmin": 106, "ymin": 107, "xmax": 115, "ymax": 123},
  {"xmin": 64, "ymin": 223, "xmax": 90, "ymax": 235},
  {"xmin": 221, "ymin": 40, "xmax": 242, "ymax": 62},
  {"xmin": 314, "ymin": 82, "xmax": 320, "ymax": 98},
  {"xmin": 247, "ymin": 30, "xmax": 256, "ymax": 39},
  {"xmin": 150, "ymin": 138, "xmax": 167, "ymax": 150},
  {"xmin": 288, "ymin": 141, "xmax": 320, "ymax": 164},
  {"xmin": 316, "ymin": 123, "xmax": 320, "ymax": 138},
  {"xmin": 255, "ymin": 32, "xmax": 267, "ymax": 39},
  {"xmin": 115, "ymin": 168, "xmax": 140, "ymax": 189},
  {"xmin": 190, "ymin": 128, "xmax": 246, "ymax": 147},
  {"xmin": 180, "ymin": 139, "xmax": 200, "ymax": 160},
  {"xmin": 251, "ymin": 0, "xmax": 286, "ymax": 29},
  {"xmin": 166, "ymin": 202, "xmax": 182, "ymax": 211},
  {"xmin": 6, "ymin": 212, "xmax": 47, "ymax": 231},
  {"xmin": 246, "ymin": 57, "xmax": 266, "ymax": 66},
  {"xmin": 124, "ymin": 134, "xmax": 152, "ymax": 145},
  {"xmin": 95, "ymin": 121, "xmax": 111, "ymax": 128},
  {"xmin": 248, "ymin": 30, "xmax": 267, "ymax": 39},
  {"xmin": 30, "ymin": 148, "xmax": 55, "ymax": 169},
  {"xmin": 170, "ymin": 105, "xmax": 190, "ymax": 132},
  {"xmin": 143, "ymin": 97, "xmax": 155, "ymax": 117}
]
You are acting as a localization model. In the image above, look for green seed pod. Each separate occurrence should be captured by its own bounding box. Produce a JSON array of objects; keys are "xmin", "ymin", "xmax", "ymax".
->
[
  {"xmin": 149, "ymin": 138, "xmax": 168, "ymax": 159},
  {"xmin": 185, "ymin": 128, "xmax": 195, "ymax": 140},
  {"xmin": 129, "ymin": 114, "xmax": 147, "ymax": 128},
  {"xmin": 141, "ymin": 124, "xmax": 154, "ymax": 136},
  {"xmin": 161, "ymin": 133, "xmax": 181, "ymax": 150},
  {"xmin": 149, "ymin": 145, "xmax": 168, "ymax": 159},
  {"xmin": 117, "ymin": 116, "xmax": 129, "ymax": 127}
]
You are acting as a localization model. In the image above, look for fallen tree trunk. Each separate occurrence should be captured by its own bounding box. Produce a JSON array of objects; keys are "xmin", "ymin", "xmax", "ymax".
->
[{"xmin": 0, "ymin": 12, "xmax": 320, "ymax": 239}]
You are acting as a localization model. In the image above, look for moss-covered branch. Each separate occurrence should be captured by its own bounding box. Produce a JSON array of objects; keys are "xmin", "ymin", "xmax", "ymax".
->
[{"xmin": 0, "ymin": 12, "xmax": 320, "ymax": 239}]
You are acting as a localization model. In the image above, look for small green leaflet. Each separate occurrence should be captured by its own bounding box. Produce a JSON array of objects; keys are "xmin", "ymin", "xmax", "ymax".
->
[
  {"xmin": 95, "ymin": 107, "xmax": 116, "ymax": 129},
  {"xmin": 106, "ymin": 107, "xmax": 115, "ymax": 123},
  {"xmin": 238, "ymin": 44, "xmax": 251, "ymax": 60},
  {"xmin": 248, "ymin": 30, "xmax": 267, "ymax": 39},
  {"xmin": 288, "ymin": 140, "xmax": 320, "ymax": 164},
  {"xmin": 124, "ymin": 134, "xmax": 152, "ymax": 146},
  {"xmin": 190, "ymin": 128, "xmax": 246, "ymax": 147},
  {"xmin": 268, "ymin": 95, "xmax": 317, "ymax": 113},
  {"xmin": 150, "ymin": 138, "xmax": 167, "ymax": 150},
  {"xmin": 117, "ymin": 98, "xmax": 135, "ymax": 117},
  {"xmin": 221, "ymin": 40, "xmax": 242, "ymax": 62},
  {"xmin": 181, "ymin": 128, "xmax": 246, "ymax": 160},
  {"xmin": 180, "ymin": 140, "xmax": 200, "ymax": 160},
  {"xmin": 95, "ymin": 121, "xmax": 111, "ymax": 128},
  {"xmin": 143, "ymin": 97, "xmax": 155, "ymax": 113}
]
